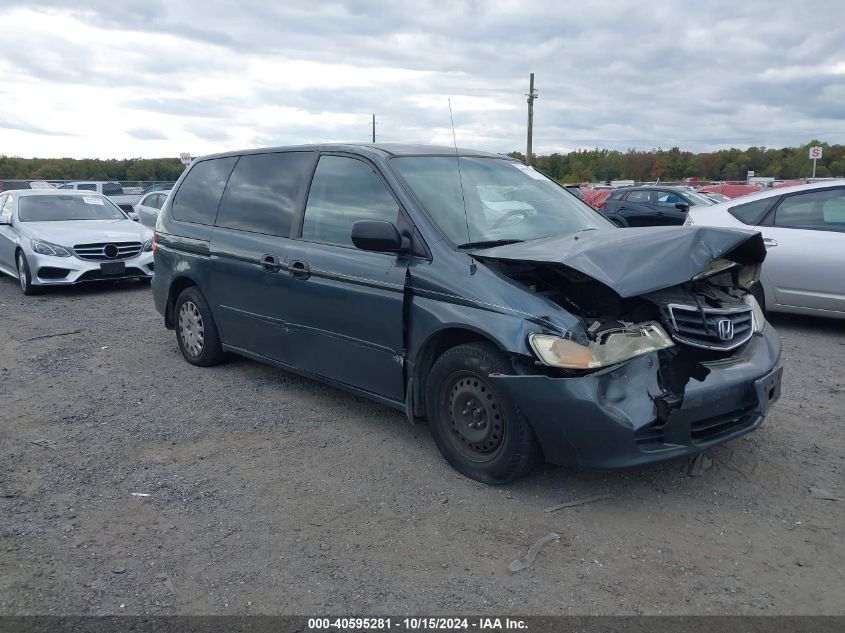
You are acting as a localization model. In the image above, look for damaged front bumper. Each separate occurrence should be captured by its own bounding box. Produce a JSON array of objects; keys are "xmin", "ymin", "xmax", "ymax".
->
[{"xmin": 491, "ymin": 325, "xmax": 782, "ymax": 469}]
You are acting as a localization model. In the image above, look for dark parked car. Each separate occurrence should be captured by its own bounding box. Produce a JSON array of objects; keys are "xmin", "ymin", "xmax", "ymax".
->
[
  {"xmin": 601, "ymin": 186, "xmax": 714, "ymax": 227},
  {"xmin": 152, "ymin": 144, "xmax": 781, "ymax": 483}
]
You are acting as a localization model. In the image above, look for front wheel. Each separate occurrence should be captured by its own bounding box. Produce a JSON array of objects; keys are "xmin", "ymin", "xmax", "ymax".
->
[
  {"xmin": 16, "ymin": 251, "xmax": 40, "ymax": 295},
  {"xmin": 425, "ymin": 342, "xmax": 541, "ymax": 484}
]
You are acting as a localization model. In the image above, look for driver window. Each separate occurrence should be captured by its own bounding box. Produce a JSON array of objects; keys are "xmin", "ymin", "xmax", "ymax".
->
[
  {"xmin": 302, "ymin": 156, "xmax": 400, "ymax": 247},
  {"xmin": 657, "ymin": 191, "xmax": 683, "ymax": 205},
  {"xmin": 774, "ymin": 188, "xmax": 845, "ymax": 231}
]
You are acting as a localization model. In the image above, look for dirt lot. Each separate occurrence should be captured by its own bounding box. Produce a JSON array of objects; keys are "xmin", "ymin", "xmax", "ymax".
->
[{"xmin": 0, "ymin": 277, "xmax": 843, "ymax": 616}]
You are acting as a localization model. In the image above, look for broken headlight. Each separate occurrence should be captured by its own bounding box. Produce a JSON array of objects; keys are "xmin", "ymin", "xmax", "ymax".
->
[
  {"xmin": 744, "ymin": 294, "xmax": 766, "ymax": 332},
  {"xmin": 529, "ymin": 322, "xmax": 675, "ymax": 370}
]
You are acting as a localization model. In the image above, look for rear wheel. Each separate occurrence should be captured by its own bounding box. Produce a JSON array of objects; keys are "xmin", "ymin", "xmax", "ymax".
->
[
  {"xmin": 16, "ymin": 251, "xmax": 39, "ymax": 296},
  {"xmin": 174, "ymin": 287, "xmax": 224, "ymax": 366},
  {"xmin": 425, "ymin": 342, "xmax": 541, "ymax": 484}
]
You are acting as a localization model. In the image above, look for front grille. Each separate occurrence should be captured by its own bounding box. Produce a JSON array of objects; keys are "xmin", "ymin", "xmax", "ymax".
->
[
  {"xmin": 77, "ymin": 267, "xmax": 147, "ymax": 282},
  {"xmin": 634, "ymin": 406, "xmax": 759, "ymax": 450},
  {"xmin": 666, "ymin": 304, "xmax": 753, "ymax": 351},
  {"xmin": 73, "ymin": 241, "xmax": 143, "ymax": 261},
  {"xmin": 691, "ymin": 407, "xmax": 757, "ymax": 444}
]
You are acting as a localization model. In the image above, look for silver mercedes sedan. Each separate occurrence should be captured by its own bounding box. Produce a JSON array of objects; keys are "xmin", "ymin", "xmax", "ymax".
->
[{"xmin": 0, "ymin": 189, "xmax": 154, "ymax": 295}]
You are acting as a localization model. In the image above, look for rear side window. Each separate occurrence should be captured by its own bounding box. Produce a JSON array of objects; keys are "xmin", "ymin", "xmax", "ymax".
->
[
  {"xmin": 172, "ymin": 157, "xmax": 237, "ymax": 225},
  {"xmin": 216, "ymin": 152, "xmax": 313, "ymax": 237},
  {"xmin": 77, "ymin": 183, "xmax": 97, "ymax": 191},
  {"xmin": 728, "ymin": 197, "xmax": 775, "ymax": 225},
  {"xmin": 302, "ymin": 156, "xmax": 400, "ymax": 247},
  {"xmin": 626, "ymin": 190, "xmax": 651, "ymax": 202}
]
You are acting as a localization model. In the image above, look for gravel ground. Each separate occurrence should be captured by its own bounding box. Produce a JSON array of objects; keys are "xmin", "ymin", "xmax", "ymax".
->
[{"xmin": 0, "ymin": 276, "xmax": 843, "ymax": 615}]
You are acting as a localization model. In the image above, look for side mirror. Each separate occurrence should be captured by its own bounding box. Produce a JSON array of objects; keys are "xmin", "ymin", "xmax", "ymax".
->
[
  {"xmin": 675, "ymin": 203, "xmax": 690, "ymax": 212},
  {"xmin": 351, "ymin": 220, "xmax": 408, "ymax": 253}
]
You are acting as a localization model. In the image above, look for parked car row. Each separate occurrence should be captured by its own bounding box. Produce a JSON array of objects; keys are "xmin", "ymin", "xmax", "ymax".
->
[{"xmin": 7, "ymin": 145, "xmax": 840, "ymax": 484}]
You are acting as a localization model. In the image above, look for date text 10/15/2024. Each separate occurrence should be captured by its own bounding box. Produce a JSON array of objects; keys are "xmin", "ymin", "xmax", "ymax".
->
[{"xmin": 308, "ymin": 618, "xmax": 528, "ymax": 630}]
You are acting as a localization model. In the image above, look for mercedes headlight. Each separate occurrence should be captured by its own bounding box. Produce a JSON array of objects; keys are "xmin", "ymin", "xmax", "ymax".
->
[
  {"xmin": 744, "ymin": 294, "xmax": 766, "ymax": 332},
  {"xmin": 529, "ymin": 322, "xmax": 675, "ymax": 370},
  {"xmin": 142, "ymin": 237, "xmax": 153, "ymax": 252},
  {"xmin": 30, "ymin": 239, "xmax": 72, "ymax": 257}
]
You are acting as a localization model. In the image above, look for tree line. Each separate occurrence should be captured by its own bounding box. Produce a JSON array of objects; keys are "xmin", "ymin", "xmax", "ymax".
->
[
  {"xmin": 0, "ymin": 156, "xmax": 185, "ymax": 182},
  {"xmin": 509, "ymin": 140, "xmax": 844, "ymax": 183},
  {"xmin": 1, "ymin": 139, "xmax": 842, "ymax": 184}
]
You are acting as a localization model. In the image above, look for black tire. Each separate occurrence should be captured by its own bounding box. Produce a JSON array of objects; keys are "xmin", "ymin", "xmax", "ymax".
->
[
  {"xmin": 174, "ymin": 286, "xmax": 224, "ymax": 367},
  {"xmin": 750, "ymin": 281, "xmax": 766, "ymax": 314},
  {"xmin": 16, "ymin": 251, "xmax": 40, "ymax": 296},
  {"xmin": 425, "ymin": 342, "xmax": 542, "ymax": 484}
]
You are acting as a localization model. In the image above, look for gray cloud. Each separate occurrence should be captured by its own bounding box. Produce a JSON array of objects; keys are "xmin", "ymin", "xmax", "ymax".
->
[
  {"xmin": 126, "ymin": 127, "xmax": 168, "ymax": 140},
  {"xmin": 1, "ymin": 0, "xmax": 844, "ymax": 156},
  {"xmin": 0, "ymin": 116, "xmax": 71, "ymax": 136}
]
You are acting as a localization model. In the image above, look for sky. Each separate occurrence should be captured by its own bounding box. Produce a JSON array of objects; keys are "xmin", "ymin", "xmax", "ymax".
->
[{"xmin": 0, "ymin": 0, "xmax": 844, "ymax": 159}]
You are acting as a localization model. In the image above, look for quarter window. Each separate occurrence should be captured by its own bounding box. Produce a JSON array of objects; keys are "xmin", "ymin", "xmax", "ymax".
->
[
  {"xmin": 216, "ymin": 152, "xmax": 313, "ymax": 237},
  {"xmin": 773, "ymin": 188, "xmax": 845, "ymax": 232},
  {"xmin": 728, "ymin": 197, "xmax": 775, "ymax": 225},
  {"xmin": 172, "ymin": 157, "xmax": 238, "ymax": 225},
  {"xmin": 302, "ymin": 156, "xmax": 399, "ymax": 246}
]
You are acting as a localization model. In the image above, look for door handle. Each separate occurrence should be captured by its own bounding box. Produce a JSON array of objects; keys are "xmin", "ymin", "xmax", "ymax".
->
[
  {"xmin": 763, "ymin": 238, "xmax": 778, "ymax": 248},
  {"xmin": 261, "ymin": 254, "xmax": 281, "ymax": 273},
  {"xmin": 655, "ymin": 211, "xmax": 664, "ymax": 216},
  {"xmin": 289, "ymin": 259, "xmax": 311, "ymax": 280}
]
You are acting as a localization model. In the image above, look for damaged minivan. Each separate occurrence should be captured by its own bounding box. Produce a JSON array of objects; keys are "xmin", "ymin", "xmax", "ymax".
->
[{"xmin": 151, "ymin": 144, "xmax": 782, "ymax": 483}]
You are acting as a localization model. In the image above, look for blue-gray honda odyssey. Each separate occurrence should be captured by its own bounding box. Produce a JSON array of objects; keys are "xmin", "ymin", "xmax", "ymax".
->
[{"xmin": 151, "ymin": 144, "xmax": 782, "ymax": 483}]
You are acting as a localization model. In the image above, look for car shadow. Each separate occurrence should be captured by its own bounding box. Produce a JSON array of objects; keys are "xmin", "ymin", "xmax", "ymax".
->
[
  {"xmin": 767, "ymin": 311, "xmax": 844, "ymax": 333},
  {"xmin": 0, "ymin": 275, "xmax": 151, "ymax": 297}
]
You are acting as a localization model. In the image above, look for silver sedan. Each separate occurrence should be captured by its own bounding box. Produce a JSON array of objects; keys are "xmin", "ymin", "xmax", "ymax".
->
[
  {"xmin": 0, "ymin": 190, "xmax": 154, "ymax": 295},
  {"xmin": 686, "ymin": 180, "xmax": 845, "ymax": 319}
]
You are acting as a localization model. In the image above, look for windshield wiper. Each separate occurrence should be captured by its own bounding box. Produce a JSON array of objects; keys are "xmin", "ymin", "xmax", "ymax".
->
[{"xmin": 456, "ymin": 239, "xmax": 524, "ymax": 250}]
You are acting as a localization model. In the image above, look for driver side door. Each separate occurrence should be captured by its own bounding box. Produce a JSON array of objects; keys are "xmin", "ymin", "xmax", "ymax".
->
[{"xmin": 281, "ymin": 154, "xmax": 411, "ymax": 403}]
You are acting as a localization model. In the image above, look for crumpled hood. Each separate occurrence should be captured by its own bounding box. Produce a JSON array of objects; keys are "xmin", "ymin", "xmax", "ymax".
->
[
  {"xmin": 20, "ymin": 219, "xmax": 152, "ymax": 247},
  {"xmin": 472, "ymin": 226, "xmax": 766, "ymax": 298}
]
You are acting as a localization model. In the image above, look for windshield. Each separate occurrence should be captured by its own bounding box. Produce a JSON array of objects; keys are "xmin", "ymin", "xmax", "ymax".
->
[
  {"xmin": 391, "ymin": 156, "xmax": 612, "ymax": 247},
  {"xmin": 684, "ymin": 191, "xmax": 716, "ymax": 206},
  {"xmin": 19, "ymin": 195, "xmax": 127, "ymax": 222}
]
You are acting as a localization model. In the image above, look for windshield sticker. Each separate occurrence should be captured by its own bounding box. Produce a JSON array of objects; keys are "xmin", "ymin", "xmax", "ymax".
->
[
  {"xmin": 511, "ymin": 163, "xmax": 548, "ymax": 180},
  {"xmin": 83, "ymin": 197, "xmax": 104, "ymax": 205}
]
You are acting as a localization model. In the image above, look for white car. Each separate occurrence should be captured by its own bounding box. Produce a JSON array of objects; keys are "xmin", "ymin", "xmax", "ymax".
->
[
  {"xmin": 686, "ymin": 180, "xmax": 845, "ymax": 319},
  {"xmin": 0, "ymin": 190, "xmax": 154, "ymax": 295},
  {"xmin": 133, "ymin": 190, "xmax": 169, "ymax": 229}
]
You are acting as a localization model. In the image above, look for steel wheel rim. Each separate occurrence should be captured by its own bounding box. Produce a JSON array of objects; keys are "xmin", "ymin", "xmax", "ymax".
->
[
  {"xmin": 178, "ymin": 300, "xmax": 205, "ymax": 357},
  {"xmin": 441, "ymin": 370, "xmax": 505, "ymax": 462},
  {"xmin": 17, "ymin": 254, "xmax": 26, "ymax": 291}
]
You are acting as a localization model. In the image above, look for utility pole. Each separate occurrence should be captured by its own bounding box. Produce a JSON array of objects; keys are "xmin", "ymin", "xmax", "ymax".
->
[
  {"xmin": 372, "ymin": 114, "xmax": 376, "ymax": 143},
  {"xmin": 526, "ymin": 73, "xmax": 538, "ymax": 166}
]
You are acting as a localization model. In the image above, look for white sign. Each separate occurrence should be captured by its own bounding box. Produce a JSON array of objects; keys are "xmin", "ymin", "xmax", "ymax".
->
[
  {"xmin": 747, "ymin": 170, "xmax": 755, "ymax": 179},
  {"xmin": 179, "ymin": 152, "xmax": 192, "ymax": 165},
  {"xmin": 809, "ymin": 146, "xmax": 823, "ymax": 160}
]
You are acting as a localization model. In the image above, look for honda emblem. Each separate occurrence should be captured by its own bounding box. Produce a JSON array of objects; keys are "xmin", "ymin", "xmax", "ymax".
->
[{"xmin": 717, "ymin": 319, "xmax": 734, "ymax": 341}]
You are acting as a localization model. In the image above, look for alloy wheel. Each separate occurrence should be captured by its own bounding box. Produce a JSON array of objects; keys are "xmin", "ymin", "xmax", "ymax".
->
[{"xmin": 178, "ymin": 300, "xmax": 205, "ymax": 357}]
